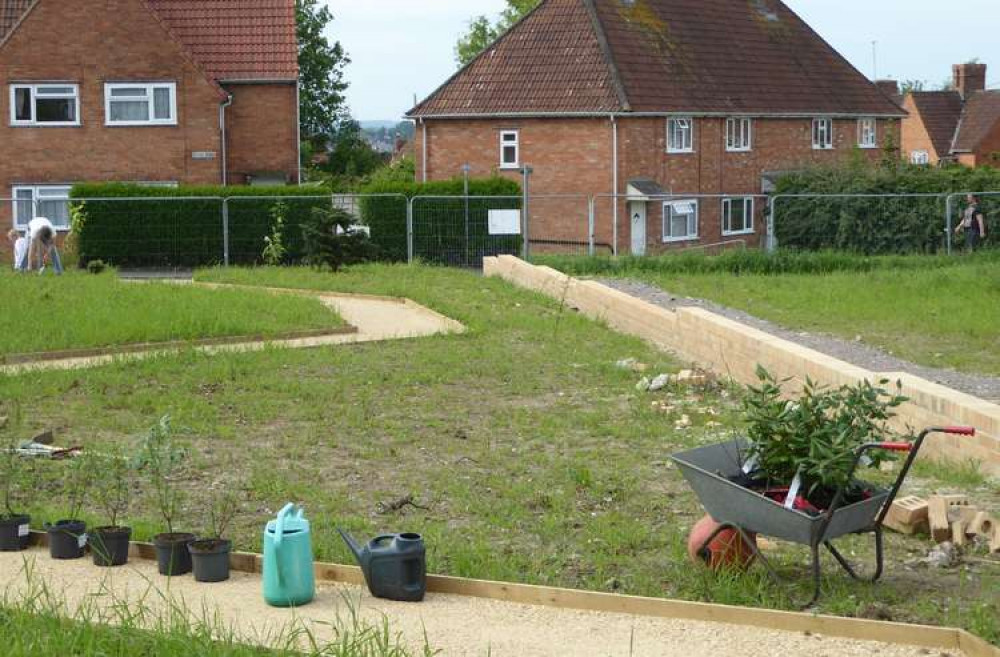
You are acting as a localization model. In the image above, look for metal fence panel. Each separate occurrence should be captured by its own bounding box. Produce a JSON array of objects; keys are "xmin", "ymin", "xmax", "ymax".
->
[{"xmin": 410, "ymin": 195, "xmax": 523, "ymax": 267}]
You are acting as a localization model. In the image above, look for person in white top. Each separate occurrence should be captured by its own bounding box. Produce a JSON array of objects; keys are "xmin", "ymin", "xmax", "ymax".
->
[
  {"xmin": 19, "ymin": 217, "xmax": 63, "ymax": 274},
  {"xmin": 7, "ymin": 229, "xmax": 27, "ymax": 271}
]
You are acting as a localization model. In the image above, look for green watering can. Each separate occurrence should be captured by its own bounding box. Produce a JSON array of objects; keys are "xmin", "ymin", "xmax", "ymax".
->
[{"xmin": 262, "ymin": 503, "xmax": 315, "ymax": 607}]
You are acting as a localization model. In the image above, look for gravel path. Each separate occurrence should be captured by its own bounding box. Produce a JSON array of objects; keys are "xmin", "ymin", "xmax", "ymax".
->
[
  {"xmin": 597, "ymin": 278, "xmax": 1000, "ymax": 402},
  {"xmin": 0, "ymin": 549, "xmax": 956, "ymax": 657}
]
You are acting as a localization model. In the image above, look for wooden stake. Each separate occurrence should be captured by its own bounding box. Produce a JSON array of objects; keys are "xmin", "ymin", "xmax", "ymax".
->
[
  {"xmin": 952, "ymin": 520, "xmax": 967, "ymax": 547},
  {"xmin": 928, "ymin": 497, "xmax": 951, "ymax": 543}
]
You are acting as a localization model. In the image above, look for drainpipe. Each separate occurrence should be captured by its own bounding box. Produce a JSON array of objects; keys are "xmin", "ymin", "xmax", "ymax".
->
[
  {"xmin": 611, "ymin": 114, "xmax": 619, "ymax": 256},
  {"xmin": 295, "ymin": 80, "xmax": 302, "ymax": 184},
  {"xmin": 219, "ymin": 93, "xmax": 234, "ymax": 186},
  {"xmin": 421, "ymin": 119, "xmax": 428, "ymax": 183}
]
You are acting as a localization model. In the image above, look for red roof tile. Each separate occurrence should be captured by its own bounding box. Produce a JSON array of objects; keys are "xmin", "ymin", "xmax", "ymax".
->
[
  {"xmin": 907, "ymin": 91, "xmax": 963, "ymax": 158},
  {"xmin": 1, "ymin": 0, "xmax": 298, "ymax": 81},
  {"xmin": 147, "ymin": 0, "xmax": 298, "ymax": 80},
  {"xmin": 410, "ymin": 0, "xmax": 902, "ymax": 118},
  {"xmin": 952, "ymin": 90, "xmax": 1000, "ymax": 153}
]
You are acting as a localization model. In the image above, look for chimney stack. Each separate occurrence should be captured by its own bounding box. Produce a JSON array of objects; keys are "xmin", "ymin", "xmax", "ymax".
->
[
  {"xmin": 953, "ymin": 63, "xmax": 987, "ymax": 98},
  {"xmin": 875, "ymin": 79, "xmax": 900, "ymax": 97}
]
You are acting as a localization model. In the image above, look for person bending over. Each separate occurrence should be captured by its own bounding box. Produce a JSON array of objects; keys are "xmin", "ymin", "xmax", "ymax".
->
[{"xmin": 19, "ymin": 217, "xmax": 63, "ymax": 274}]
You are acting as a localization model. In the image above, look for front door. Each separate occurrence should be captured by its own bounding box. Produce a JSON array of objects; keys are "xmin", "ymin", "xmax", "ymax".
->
[{"xmin": 629, "ymin": 201, "xmax": 647, "ymax": 256}]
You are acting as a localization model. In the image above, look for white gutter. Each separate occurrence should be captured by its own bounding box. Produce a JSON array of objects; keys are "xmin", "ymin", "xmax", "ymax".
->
[
  {"xmin": 421, "ymin": 118, "xmax": 428, "ymax": 183},
  {"xmin": 219, "ymin": 93, "xmax": 234, "ymax": 185},
  {"xmin": 408, "ymin": 111, "xmax": 908, "ymax": 120}
]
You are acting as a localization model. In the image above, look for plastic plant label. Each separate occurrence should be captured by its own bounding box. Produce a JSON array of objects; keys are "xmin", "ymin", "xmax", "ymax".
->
[
  {"xmin": 741, "ymin": 455, "xmax": 759, "ymax": 474},
  {"xmin": 78, "ymin": 534, "xmax": 88, "ymax": 549},
  {"xmin": 17, "ymin": 524, "xmax": 29, "ymax": 537},
  {"xmin": 784, "ymin": 470, "xmax": 803, "ymax": 510}
]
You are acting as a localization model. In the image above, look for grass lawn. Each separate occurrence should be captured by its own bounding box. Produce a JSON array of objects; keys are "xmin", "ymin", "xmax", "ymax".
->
[
  {"xmin": 0, "ymin": 271, "xmax": 343, "ymax": 356},
  {"xmin": 2, "ymin": 264, "xmax": 997, "ymax": 645},
  {"xmin": 541, "ymin": 251, "xmax": 1000, "ymax": 376}
]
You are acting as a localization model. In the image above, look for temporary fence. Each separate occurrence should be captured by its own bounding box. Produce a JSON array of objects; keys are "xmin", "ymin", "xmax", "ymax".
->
[{"xmin": 3, "ymin": 190, "xmax": 996, "ymax": 268}]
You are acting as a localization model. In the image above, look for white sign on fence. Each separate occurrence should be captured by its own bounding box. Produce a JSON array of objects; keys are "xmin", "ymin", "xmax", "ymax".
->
[{"xmin": 488, "ymin": 209, "xmax": 521, "ymax": 235}]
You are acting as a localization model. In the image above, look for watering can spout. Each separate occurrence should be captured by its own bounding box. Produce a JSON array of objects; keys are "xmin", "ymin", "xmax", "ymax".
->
[{"xmin": 337, "ymin": 528, "xmax": 364, "ymax": 564}]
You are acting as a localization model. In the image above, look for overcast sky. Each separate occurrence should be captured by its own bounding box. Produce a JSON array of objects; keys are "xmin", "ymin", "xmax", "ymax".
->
[{"xmin": 325, "ymin": 0, "xmax": 1000, "ymax": 121}]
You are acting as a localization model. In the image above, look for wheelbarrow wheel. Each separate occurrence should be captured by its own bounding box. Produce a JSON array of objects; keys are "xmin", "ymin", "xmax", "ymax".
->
[{"xmin": 688, "ymin": 515, "xmax": 757, "ymax": 571}]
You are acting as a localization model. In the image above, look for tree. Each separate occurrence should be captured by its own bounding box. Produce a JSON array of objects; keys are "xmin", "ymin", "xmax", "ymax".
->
[
  {"xmin": 899, "ymin": 80, "xmax": 926, "ymax": 95},
  {"xmin": 455, "ymin": 0, "xmax": 540, "ymax": 66},
  {"xmin": 297, "ymin": 0, "xmax": 350, "ymax": 147}
]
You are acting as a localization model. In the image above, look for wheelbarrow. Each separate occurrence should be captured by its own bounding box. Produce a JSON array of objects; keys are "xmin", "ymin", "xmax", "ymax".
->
[{"xmin": 670, "ymin": 425, "xmax": 976, "ymax": 607}]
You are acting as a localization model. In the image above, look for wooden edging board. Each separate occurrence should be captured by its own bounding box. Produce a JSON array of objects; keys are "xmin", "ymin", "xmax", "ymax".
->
[
  {"xmin": 25, "ymin": 532, "xmax": 999, "ymax": 656},
  {"xmin": 1, "ymin": 325, "xmax": 358, "ymax": 365}
]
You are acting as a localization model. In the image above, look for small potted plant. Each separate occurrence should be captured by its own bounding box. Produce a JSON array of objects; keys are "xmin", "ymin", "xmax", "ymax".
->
[
  {"xmin": 46, "ymin": 454, "xmax": 90, "ymax": 559},
  {"xmin": 189, "ymin": 483, "xmax": 240, "ymax": 583},
  {"xmin": 0, "ymin": 409, "xmax": 31, "ymax": 552},
  {"xmin": 137, "ymin": 416, "xmax": 195, "ymax": 576},
  {"xmin": 87, "ymin": 445, "xmax": 134, "ymax": 567}
]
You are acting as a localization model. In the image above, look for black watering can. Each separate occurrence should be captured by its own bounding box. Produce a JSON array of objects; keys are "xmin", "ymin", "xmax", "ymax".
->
[{"xmin": 338, "ymin": 529, "xmax": 427, "ymax": 602}]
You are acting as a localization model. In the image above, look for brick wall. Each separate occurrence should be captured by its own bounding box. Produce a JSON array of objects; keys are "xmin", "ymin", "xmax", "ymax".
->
[
  {"xmin": 899, "ymin": 95, "xmax": 942, "ymax": 164},
  {"xmin": 224, "ymin": 83, "xmax": 299, "ymax": 184},
  {"xmin": 418, "ymin": 116, "xmax": 897, "ymax": 254}
]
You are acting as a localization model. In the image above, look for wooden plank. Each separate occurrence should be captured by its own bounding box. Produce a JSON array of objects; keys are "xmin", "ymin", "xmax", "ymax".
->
[
  {"xmin": 959, "ymin": 630, "xmax": 1000, "ymax": 657},
  {"xmin": 952, "ymin": 520, "xmax": 968, "ymax": 547}
]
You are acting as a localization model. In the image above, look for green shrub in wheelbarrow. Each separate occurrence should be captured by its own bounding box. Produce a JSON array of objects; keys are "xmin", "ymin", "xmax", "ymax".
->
[{"xmin": 672, "ymin": 367, "xmax": 977, "ymax": 607}]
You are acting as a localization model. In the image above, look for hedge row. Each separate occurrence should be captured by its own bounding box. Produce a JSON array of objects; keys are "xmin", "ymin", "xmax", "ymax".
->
[
  {"xmin": 70, "ymin": 184, "xmax": 331, "ymax": 267},
  {"xmin": 774, "ymin": 164, "xmax": 1000, "ymax": 253},
  {"xmin": 358, "ymin": 176, "xmax": 522, "ymax": 263}
]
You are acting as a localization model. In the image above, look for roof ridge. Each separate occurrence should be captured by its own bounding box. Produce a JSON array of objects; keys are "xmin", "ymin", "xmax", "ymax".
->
[
  {"xmin": 407, "ymin": 0, "xmax": 552, "ymax": 117},
  {"xmin": 581, "ymin": 0, "xmax": 630, "ymax": 112}
]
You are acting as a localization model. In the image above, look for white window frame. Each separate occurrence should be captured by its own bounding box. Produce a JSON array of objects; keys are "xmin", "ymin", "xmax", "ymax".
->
[
  {"xmin": 667, "ymin": 117, "xmax": 694, "ymax": 153},
  {"xmin": 812, "ymin": 118, "xmax": 834, "ymax": 150},
  {"xmin": 104, "ymin": 82, "xmax": 177, "ymax": 126},
  {"xmin": 726, "ymin": 117, "xmax": 752, "ymax": 152},
  {"xmin": 662, "ymin": 199, "xmax": 699, "ymax": 243},
  {"xmin": 910, "ymin": 150, "xmax": 930, "ymax": 165},
  {"xmin": 9, "ymin": 83, "xmax": 80, "ymax": 127},
  {"xmin": 857, "ymin": 118, "xmax": 877, "ymax": 149},
  {"xmin": 722, "ymin": 197, "xmax": 755, "ymax": 236},
  {"xmin": 499, "ymin": 130, "xmax": 520, "ymax": 169},
  {"xmin": 11, "ymin": 184, "xmax": 73, "ymax": 231}
]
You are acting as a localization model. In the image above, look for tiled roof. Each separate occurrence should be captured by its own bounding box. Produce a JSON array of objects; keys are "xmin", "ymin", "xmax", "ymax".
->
[
  {"xmin": 952, "ymin": 90, "xmax": 1000, "ymax": 153},
  {"xmin": 0, "ymin": 0, "xmax": 298, "ymax": 81},
  {"xmin": 0, "ymin": 0, "xmax": 32, "ymax": 43},
  {"xmin": 147, "ymin": 0, "xmax": 298, "ymax": 80},
  {"xmin": 411, "ymin": 0, "xmax": 622, "ymax": 116},
  {"xmin": 410, "ymin": 0, "xmax": 902, "ymax": 117},
  {"xmin": 908, "ymin": 91, "xmax": 963, "ymax": 158}
]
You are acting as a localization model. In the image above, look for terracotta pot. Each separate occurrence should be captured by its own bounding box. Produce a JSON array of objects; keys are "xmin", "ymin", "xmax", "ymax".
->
[{"xmin": 687, "ymin": 514, "xmax": 757, "ymax": 571}]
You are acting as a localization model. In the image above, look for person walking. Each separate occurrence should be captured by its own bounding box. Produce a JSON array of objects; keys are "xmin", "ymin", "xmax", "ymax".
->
[
  {"xmin": 7, "ymin": 229, "xmax": 27, "ymax": 271},
  {"xmin": 18, "ymin": 217, "xmax": 64, "ymax": 274},
  {"xmin": 955, "ymin": 194, "xmax": 987, "ymax": 252}
]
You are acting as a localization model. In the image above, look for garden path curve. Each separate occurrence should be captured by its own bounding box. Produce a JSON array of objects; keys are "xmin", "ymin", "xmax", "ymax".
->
[
  {"xmin": 0, "ymin": 285, "xmax": 464, "ymax": 376},
  {"xmin": 0, "ymin": 549, "xmax": 952, "ymax": 657}
]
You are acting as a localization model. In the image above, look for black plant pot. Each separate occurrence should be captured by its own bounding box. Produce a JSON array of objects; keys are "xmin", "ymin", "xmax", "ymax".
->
[
  {"xmin": 188, "ymin": 538, "xmax": 231, "ymax": 583},
  {"xmin": 153, "ymin": 532, "xmax": 195, "ymax": 576},
  {"xmin": 46, "ymin": 519, "xmax": 87, "ymax": 559},
  {"xmin": 0, "ymin": 514, "xmax": 31, "ymax": 551},
  {"xmin": 90, "ymin": 526, "xmax": 132, "ymax": 567}
]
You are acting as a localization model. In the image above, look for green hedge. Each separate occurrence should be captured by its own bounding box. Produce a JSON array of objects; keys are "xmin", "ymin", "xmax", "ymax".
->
[
  {"xmin": 70, "ymin": 184, "xmax": 331, "ymax": 267},
  {"xmin": 774, "ymin": 164, "xmax": 1000, "ymax": 254},
  {"xmin": 358, "ymin": 176, "xmax": 522, "ymax": 263}
]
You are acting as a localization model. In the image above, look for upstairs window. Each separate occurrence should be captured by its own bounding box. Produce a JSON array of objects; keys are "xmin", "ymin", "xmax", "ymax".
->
[
  {"xmin": 662, "ymin": 199, "xmax": 699, "ymax": 242},
  {"xmin": 499, "ymin": 130, "xmax": 519, "ymax": 169},
  {"xmin": 10, "ymin": 84, "xmax": 79, "ymax": 126},
  {"xmin": 667, "ymin": 117, "xmax": 693, "ymax": 152},
  {"xmin": 858, "ymin": 118, "xmax": 877, "ymax": 148},
  {"xmin": 105, "ymin": 82, "xmax": 177, "ymax": 126},
  {"xmin": 812, "ymin": 118, "xmax": 833, "ymax": 149},
  {"xmin": 722, "ymin": 197, "xmax": 754, "ymax": 235},
  {"xmin": 726, "ymin": 117, "xmax": 752, "ymax": 151}
]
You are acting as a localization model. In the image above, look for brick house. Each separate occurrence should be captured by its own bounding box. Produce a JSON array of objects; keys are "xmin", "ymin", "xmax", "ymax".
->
[
  {"xmin": 407, "ymin": 0, "xmax": 903, "ymax": 255},
  {"xmin": 900, "ymin": 63, "xmax": 1000, "ymax": 167},
  {"xmin": 0, "ymin": 0, "xmax": 299, "ymax": 256}
]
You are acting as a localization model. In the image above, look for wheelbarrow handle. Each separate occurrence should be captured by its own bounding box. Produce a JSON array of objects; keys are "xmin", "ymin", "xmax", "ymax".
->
[
  {"xmin": 875, "ymin": 442, "xmax": 913, "ymax": 452},
  {"xmin": 941, "ymin": 425, "xmax": 976, "ymax": 436}
]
